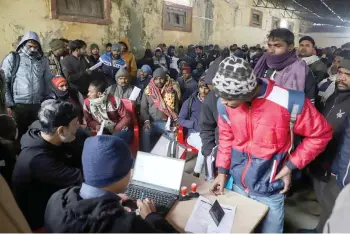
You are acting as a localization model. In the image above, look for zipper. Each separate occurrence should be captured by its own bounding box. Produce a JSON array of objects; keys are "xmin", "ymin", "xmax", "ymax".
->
[
  {"xmin": 241, "ymin": 103, "xmax": 252, "ymax": 193},
  {"xmin": 325, "ymin": 94, "xmax": 339, "ymax": 118}
]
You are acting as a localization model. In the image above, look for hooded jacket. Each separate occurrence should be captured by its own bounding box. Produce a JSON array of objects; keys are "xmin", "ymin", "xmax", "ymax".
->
[
  {"xmin": 44, "ymin": 186, "xmax": 177, "ymax": 233},
  {"xmin": 12, "ymin": 128, "xmax": 83, "ymax": 229},
  {"xmin": 216, "ymin": 79, "xmax": 332, "ymax": 196},
  {"xmin": 99, "ymin": 51, "xmax": 127, "ymax": 85},
  {"xmin": 135, "ymin": 65, "xmax": 152, "ymax": 95},
  {"xmin": 119, "ymin": 38, "xmax": 137, "ymax": 79},
  {"xmin": 1, "ymin": 31, "xmax": 52, "ymax": 107},
  {"xmin": 153, "ymin": 47, "xmax": 170, "ymax": 70}
]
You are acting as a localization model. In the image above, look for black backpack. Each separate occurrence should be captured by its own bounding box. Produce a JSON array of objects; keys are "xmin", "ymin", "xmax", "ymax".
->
[
  {"xmin": 8, "ymin": 52, "xmax": 20, "ymax": 98},
  {"xmin": 187, "ymin": 94, "xmax": 196, "ymax": 119}
]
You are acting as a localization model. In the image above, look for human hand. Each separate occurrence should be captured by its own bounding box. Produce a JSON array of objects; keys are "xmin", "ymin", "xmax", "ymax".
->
[
  {"xmin": 118, "ymin": 193, "xmax": 129, "ymax": 203},
  {"xmin": 210, "ymin": 174, "xmax": 227, "ymax": 196},
  {"xmin": 137, "ymin": 198, "xmax": 156, "ymax": 218},
  {"xmin": 275, "ymin": 166, "xmax": 292, "ymax": 194},
  {"xmin": 143, "ymin": 121, "xmax": 151, "ymax": 131},
  {"xmin": 7, "ymin": 108, "xmax": 12, "ymax": 116}
]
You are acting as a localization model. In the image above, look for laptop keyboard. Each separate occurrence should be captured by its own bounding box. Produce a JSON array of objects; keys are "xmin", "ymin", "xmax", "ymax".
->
[{"xmin": 126, "ymin": 184, "xmax": 177, "ymax": 209}]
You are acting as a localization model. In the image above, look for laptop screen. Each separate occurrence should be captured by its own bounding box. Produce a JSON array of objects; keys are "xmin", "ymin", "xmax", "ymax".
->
[{"xmin": 132, "ymin": 152, "xmax": 185, "ymax": 192}]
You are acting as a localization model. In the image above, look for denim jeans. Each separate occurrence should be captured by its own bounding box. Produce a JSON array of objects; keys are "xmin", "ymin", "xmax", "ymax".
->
[
  {"xmin": 230, "ymin": 183, "xmax": 285, "ymax": 233},
  {"xmin": 141, "ymin": 120, "xmax": 175, "ymax": 152},
  {"xmin": 113, "ymin": 128, "xmax": 134, "ymax": 145}
]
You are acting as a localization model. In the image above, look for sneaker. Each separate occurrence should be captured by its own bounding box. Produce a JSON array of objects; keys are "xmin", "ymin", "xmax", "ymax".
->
[{"xmin": 193, "ymin": 172, "xmax": 200, "ymax": 178}]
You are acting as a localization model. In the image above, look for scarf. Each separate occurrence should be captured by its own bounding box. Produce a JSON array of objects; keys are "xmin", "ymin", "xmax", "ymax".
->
[
  {"xmin": 254, "ymin": 50, "xmax": 308, "ymax": 91},
  {"xmin": 88, "ymin": 95, "xmax": 119, "ymax": 133},
  {"xmin": 20, "ymin": 46, "xmax": 42, "ymax": 60},
  {"xmin": 144, "ymin": 76, "xmax": 179, "ymax": 120},
  {"xmin": 302, "ymin": 55, "xmax": 320, "ymax": 66}
]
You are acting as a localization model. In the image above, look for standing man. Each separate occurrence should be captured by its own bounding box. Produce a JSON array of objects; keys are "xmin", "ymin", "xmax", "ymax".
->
[
  {"xmin": 88, "ymin": 43, "xmax": 100, "ymax": 66},
  {"xmin": 194, "ymin": 45, "xmax": 208, "ymax": 70},
  {"xmin": 1, "ymin": 31, "xmax": 53, "ymax": 137},
  {"xmin": 254, "ymin": 28, "xmax": 317, "ymax": 103},
  {"xmin": 153, "ymin": 47, "xmax": 169, "ymax": 71},
  {"xmin": 299, "ymin": 36, "xmax": 328, "ymax": 83},
  {"xmin": 178, "ymin": 66, "xmax": 198, "ymax": 102},
  {"xmin": 47, "ymin": 39, "xmax": 66, "ymax": 76},
  {"xmin": 119, "ymin": 38, "xmax": 137, "ymax": 81},
  {"xmin": 210, "ymin": 57, "xmax": 332, "ymax": 233},
  {"xmin": 61, "ymin": 40, "xmax": 92, "ymax": 96}
]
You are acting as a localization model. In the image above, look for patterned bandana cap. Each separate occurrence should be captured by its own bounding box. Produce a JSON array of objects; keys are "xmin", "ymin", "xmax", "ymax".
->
[{"xmin": 212, "ymin": 56, "xmax": 257, "ymax": 100}]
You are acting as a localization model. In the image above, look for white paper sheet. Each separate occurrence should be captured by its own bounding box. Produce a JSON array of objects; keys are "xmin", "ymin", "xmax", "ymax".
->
[
  {"xmin": 206, "ymin": 146, "xmax": 217, "ymax": 181},
  {"xmin": 165, "ymin": 117, "xmax": 171, "ymax": 131},
  {"xmin": 185, "ymin": 196, "xmax": 235, "ymax": 233},
  {"xmin": 88, "ymin": 61, "xmax": 103, "ymax": 71},
  {"xmin": 96, "ymin": 120, "xmax": 105, "ymax": 136},
  {"xmin": 129, "ymin": 86, "xmax": 141, "ymax": 101}
]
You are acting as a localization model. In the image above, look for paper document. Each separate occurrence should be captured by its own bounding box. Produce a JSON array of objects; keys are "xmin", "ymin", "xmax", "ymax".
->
[
  {"xmin": 165, "ymin": 117, "xmax": 171, "ymax": 131},
  {"xmin": 88, "ymin": 61, "xmax": 103, "ymax": 71},
  {"xmin": 129, "ymin": 87, "xmax": 141, "ymax": 101},
  {"xmin": 96, "ymin": 120, "xmax": 105, "ymax": 136},
  {"xmin": 185, "ymin": 196, "xmax": 236, "ymax": 233}
]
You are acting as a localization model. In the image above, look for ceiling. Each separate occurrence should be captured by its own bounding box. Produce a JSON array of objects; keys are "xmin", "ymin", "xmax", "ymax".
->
[{"xmin": 253, "ymin": 0, "xmax": 350, "ymax": 32}]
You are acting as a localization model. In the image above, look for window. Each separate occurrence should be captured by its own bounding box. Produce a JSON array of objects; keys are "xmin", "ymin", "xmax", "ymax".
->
[
  {"xmin": 163, "ymin": 2, "xmax": 192, "ymax": 32},
  {"xmin": 51, "ymin": 0, "xmax": 111, "ymax": 25},
  {"xmin": 250, "ymin": 9, "xmax": 263, "ymax": 28},
  {"xmin": 272, "ymin": 17, "xmax": 280, "ymax": 30}
]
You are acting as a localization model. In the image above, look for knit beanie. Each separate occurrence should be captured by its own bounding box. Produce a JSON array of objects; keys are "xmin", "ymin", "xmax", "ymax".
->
[
  {"xmin": 153, "ymin": 67, "xmax": 167, "ymax": 79},
  {"xmin": 115, "ymin": 67, "xmax": 129, "ymax": 79},
  {"xmin": 112, "ymin": 43, "xmax": 122, "ymax": 51},
  {"xmin": 141, "ymin": 65, "xmax": 152, "ymax": 76},
  {"xmin": 82, "ymin": 135, "xmax": 133, "ymax": 188},
  {"xmin": 90, "ymin": 43, "xmax": 99, "ymax": 50},
  {"xmin": 212, "ymin": 56, "xmax": 257, "ymax": 100},
  {"xmin": 49, "ymin": 39, "xmax": 65, "ymax": 52},
  {"xmin": 51, "ymin": 76, "xmax": 67, "ymax": 87}
]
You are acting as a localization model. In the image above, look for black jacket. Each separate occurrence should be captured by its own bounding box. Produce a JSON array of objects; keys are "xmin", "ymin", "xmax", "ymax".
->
[
  {"xmin": 310, "ymin": 60, "xmax": 328, "ymax": 84},
  {"xmin": 200, "ymin": 91, "xmax": 218, "ymax": 157},
  {"xmin": 12, "ymin": 128, "xmax": 83, "ymax": 230},
  {"xmin": 309, "ymin": 91, "xmax": 350, "ymax": 182},
  {"xmin": 45, "ymin": 186, "xmax": 177, "ymax": 233},
  {"xmin": 0, "ymin": 140, "xmax": 16, "ymax": 187}
]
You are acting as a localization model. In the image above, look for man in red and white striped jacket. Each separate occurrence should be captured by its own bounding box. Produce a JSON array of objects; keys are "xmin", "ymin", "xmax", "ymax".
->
[{"xmin": 210, "ymin": 56, "xmax": 332, "ymax": 233}]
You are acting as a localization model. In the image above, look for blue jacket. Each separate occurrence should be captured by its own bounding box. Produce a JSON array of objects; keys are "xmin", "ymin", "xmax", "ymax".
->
[
  {"xmin": 178, "ymin": 76, "xmax": 198, "ymax": 103},
  {"xmin": 178, "ymin": 92, "xmax": 202, "ymax": 134},
  {"xmin": 99, "ymin": 52, "xmax": 126, "ymax": 84}
]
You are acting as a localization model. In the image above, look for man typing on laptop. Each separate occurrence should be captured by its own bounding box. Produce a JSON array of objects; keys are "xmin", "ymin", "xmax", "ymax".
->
[{"xmin": 44, "ymin": 135, "xmax": 177, "ymax": 233}]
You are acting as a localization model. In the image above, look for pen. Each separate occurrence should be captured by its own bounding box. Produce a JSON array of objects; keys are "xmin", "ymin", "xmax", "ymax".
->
[{"xmin": 140, "ymin": 192, "xmax": 145, "ymax": 200}]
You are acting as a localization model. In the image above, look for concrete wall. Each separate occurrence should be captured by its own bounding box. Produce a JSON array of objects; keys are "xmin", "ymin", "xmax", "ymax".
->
[
  {"xmin": 301, "ymin": 32, "xmax": 350, "ymax": 48},
  {"xmin": 0, "ymin": 0, "xmax": 301, "ymax": 59}
]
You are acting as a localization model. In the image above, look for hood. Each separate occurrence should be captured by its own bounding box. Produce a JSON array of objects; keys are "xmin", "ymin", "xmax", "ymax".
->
[
  {"xmin": 118, "ymin": 38, "xmax": 130, "ymax": 52},
  {"xmin": 115, "ymin": 67, "xmax": 129, "ymax": 78},
  {"xmin": 167, "ymin": 45, "xmax": 175, "ymax": 56},
  {"xmin": 16, "ymin": 31, "xmax": 42, "ymax": 52},
  {"xmin": 20, "ymin": 128, "xmax": 47, "ymax": 150},
  {"xmin": 138, "ymin": 65, "xmax": 152, "ymax": 77},
  {"xmin": 154, "ymin": 47, "xmax": 163, "ymax": 54}
]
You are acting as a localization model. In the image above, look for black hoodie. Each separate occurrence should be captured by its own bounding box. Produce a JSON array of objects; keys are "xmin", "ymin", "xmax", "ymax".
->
[
  {"xmin": 45, "ymin": 186, "xmax": 177, "ymax": 233},
  {"xmin": 12, "ymin": 128, "xmax": 83, "ymax": 230}
]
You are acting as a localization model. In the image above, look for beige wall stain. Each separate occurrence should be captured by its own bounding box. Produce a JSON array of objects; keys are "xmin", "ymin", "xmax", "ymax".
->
[{"xmin": 0, "ymin": 0, "xmax": 301, "ymax": 60}]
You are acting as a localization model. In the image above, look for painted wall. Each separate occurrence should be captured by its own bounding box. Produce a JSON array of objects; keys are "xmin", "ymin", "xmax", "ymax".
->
[
  {"xmin": 301, "ymin": 32, "xmax": 350, "ymax": 48},
  {"xmin": 0, "ymin": 0, "xmax": 300, "ymax": 60}
]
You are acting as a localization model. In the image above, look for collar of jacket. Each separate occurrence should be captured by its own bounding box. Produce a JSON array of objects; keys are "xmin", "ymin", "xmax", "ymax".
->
[{"xmin": 79, "ymin": 183, "xmax": 119, "ymax": 200}]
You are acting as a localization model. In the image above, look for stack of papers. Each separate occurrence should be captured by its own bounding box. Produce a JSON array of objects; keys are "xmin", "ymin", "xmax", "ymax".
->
[{"xmin": 185, "ymin": 196, "xmax": 236, "ymax": 233}]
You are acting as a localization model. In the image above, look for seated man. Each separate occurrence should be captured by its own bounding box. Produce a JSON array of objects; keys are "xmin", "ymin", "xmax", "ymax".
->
[
  {"xmin": 178, "ymin": 66, "xmax": 198, "ymax": 103},
  {"xmin": 12, "ymin": 100, "xmax": 83, "ymax": 230},
  {"xmin": 140, "ymin": 68, "xmax": 181, "ymax": 152},
  {"xmin": 134, "ymin": 65, "xmax": 152, "ymax": 97},
  {"xmin": 178, "ymin": 76, "xmax": 210, "ymax": 177},
  {"xmin": 108, "ymin": 67, "xmax": 134, "ymax": 100},
  {"xmin": 45, "ymin": 135, "xmax": 177, "ymax": 233},
  {"xmin": 83, "ymin": 80, "xmax": 133, "ymax": 144}
]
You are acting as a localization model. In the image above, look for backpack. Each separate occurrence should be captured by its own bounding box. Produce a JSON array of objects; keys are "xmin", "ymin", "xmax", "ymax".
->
[
  {"xmin": 217, "ymin": 89, "xmax": 305, "ymax": 154},
  {"xmin": 8, "ymin": 52, "xmax": 20, "ymax": 98}
]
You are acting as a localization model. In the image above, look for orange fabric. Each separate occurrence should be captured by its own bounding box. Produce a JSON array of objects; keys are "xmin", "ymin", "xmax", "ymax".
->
[
  {"xmin": 119, "ymin": 38, "xmax": 137, "ymax": 79},
  {"xmin": 51, "ymin": 76, "xmax": 67, "ymax": 87}
]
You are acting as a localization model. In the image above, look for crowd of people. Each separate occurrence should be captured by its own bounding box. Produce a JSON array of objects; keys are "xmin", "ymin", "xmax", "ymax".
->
[{"xmin": 1, "ymin": 27, "xmax": 350, "ymax": 233}]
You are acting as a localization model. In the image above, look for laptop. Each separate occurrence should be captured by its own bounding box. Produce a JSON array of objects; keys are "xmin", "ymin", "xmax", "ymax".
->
[
  {"xmin": 151, "ymin": 134, "xmax": 187, "ymax": 159},
  {"xmin": 126, "ymin": 151, "xmax": 186, "ymax": 216}
]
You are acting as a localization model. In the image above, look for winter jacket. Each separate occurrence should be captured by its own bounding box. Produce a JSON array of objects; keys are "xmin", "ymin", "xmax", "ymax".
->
[
  {"xmin": 309, "ymin": 59, "xmax": 328, "ymax": 83},
  {"xmin": 12, "ymin": 128, "xmax": 83, "ymax": 229},
  {"xmin": 83, "ymin": 95, "xmax": 132, "ymax": 132},
  {"xmin": 0, "ymin": 140, "xmax": 16, "ymax": 187},
  {"xmin": 309, "ymin": 90, "xmax": 350, "ymax": 183},
  {"xmin": 119, "ymin": 38, "xmax": 137, "ymax": 79},
  {"xmin": 177, "ymin": 76, "xmax": 198, "ymax": 102},
  {"xmin": 0, "ymin": 175, "xmax": 31, "ymax": 233},
  {"xmin": 107, "ymin": 84, "xmax": 134, "ymax": 100},
  {"xmin": 44, "ymin": 186, "xmax": 177, "ymax": 233},
  {"xmin": 134, "ymin": 73, "xmax": 152, "ymax": 96},
  {"xmin": 193, "ymin": 53, "xmax": 208, "ymax": 70},
  {"xmin": 1, "ymin": 32, "xmax": 52, "ymax": 107},
  {"xmin": 61, "ymin": 55, "xmax": 92, "ymax": 96},
  {"xmin": 200, "ymin": 91, "xmax": 219, "ymax": 157},
  {"xmin": 216, "ymin": 79, "xmax": 332, "ymax": 196},
  {"xmin": 87, "ymin": 54, "xmax": 100, "ymax": 66},
  {"xmin": 178, "ymin": 92, "xmax": 202, "ymax": 134},
  {"xmin": 47, "ymin": 51, "xmax": 63, "ymax": 76},
  {"xmin": 99, "ymin": 52, "xmax": 127, "ymax": 85},
  {"xmin": 264, "ymin": 68, "xmax": 317, "ymax": 103},
  {"xmin": 205, "ymin": 56, "xmax": 224, "ymax": 85}
]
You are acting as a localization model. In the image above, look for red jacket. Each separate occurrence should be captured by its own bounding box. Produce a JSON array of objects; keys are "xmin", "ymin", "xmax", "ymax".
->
[
  {"xmin": 217, "ymin": 79, "xmax": 332, "ymax": 195},
  {"xmin": 83, "ymin": 95, "xmax": 131, "ymax": 133}
]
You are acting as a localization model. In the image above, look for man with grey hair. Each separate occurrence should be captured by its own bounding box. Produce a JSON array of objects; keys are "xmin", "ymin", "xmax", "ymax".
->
[
  {"xmin": 12, "ymin": 100, "xmax": 83, "ymax": 230},
  {"xmin": 1, "ymin": 31, "xmax": 53, "ymax": 138}
]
